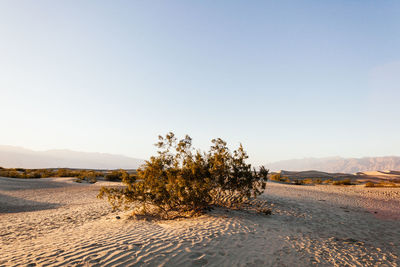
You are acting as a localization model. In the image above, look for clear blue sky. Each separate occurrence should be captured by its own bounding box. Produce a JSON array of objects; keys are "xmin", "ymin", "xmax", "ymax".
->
[{"xmin": 1, "ymin": 1, "xmax": 399, "ymax": 165}]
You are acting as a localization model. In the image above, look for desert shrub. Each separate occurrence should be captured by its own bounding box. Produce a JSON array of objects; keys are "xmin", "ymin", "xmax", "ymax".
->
[
  {"xmin": 25, "ymin": 171, "xmax": 42, "ymax": 178},
  {"xmin": 365, "ymin": 181, "xmax": 400, "ymax": 188},
  {"xmin": 76, "ymin": 171, "xmax": 100, "ymax": 183},
  {"xmin": 98, "ymin": 133, "xmax": 269, "ymax": 218},
  {"xmin": 57, "ymin": 168, "xmax": 68, "ymax": 177},
  {"xmin": 269, "ymin": 173, "xmax": 281, "ymax": 181},
  {"xmin": 302, "ymin": 178, "xmax": 317, "ymax": 184},
  {"xmin": 332, "ymin": 179, "xmax": 353, "ymax": 185},
  {"xmin": 365, "ymin": 182, "xmax": 376, "ymax": 187},
  {"xmin": 56, "ymin": 168, "xmax": 82, "ymax": 177},
  {"xmin": 0, "ymin": 169, "xmax": 19, "ymax": 178},
  {"xmin": 0, "ymin": 168, "xmax": 58, "ymax": 179},
  {"xmin": 40, "ymin": 169, "xmax": 56, "ymax": 178},
  {"xmin": 293, "ymin": 179, "xmax": 304, "ymax": 185},
  {"xmin": 1, "ymin": 170, "xmax": 22, "ymax": 178},
  {"xmin": 105, "ymin": 170, "xmax": 130, "ymax": 181},
  {"xmin": 270, "ymin": 173, "xmax": 288, "ymax": 182}
]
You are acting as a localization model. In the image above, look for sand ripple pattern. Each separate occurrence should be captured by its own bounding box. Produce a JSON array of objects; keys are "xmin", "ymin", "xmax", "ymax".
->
[{"xmin": 1, "ymin": 178, "xmax": 399, "ymax": 266}]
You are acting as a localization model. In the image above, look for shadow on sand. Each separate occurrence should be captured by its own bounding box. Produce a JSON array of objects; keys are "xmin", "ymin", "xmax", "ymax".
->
[{"xmin": 0, "ymin": 193, "xmax": 60, "ymax": 214}]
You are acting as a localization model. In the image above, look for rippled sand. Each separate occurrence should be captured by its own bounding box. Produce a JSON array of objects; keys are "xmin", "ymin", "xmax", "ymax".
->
[{"xmin": 1, "ymin": 177, "xmax": 399, "ymax": 266}]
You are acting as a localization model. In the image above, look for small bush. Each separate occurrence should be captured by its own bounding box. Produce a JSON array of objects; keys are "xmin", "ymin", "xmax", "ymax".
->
[
  {"xmin": 292, "ymin": 179, "xmax": 304, "ymax": 185},
  {"xmin": 105, "ymin": 170, "xmax": 129, "ymax": 181},
  {"xmin": 25, "ymin": 171, "xmax": 42, "ymax": 178},
  {"xmin": 270, "ymin": 173, "xmax": 288, "ymax": 182},
  {"xmin": 98, "ymin": 133, "xmax": 269, "ymax": 218},
  {"xmin": 365, "ymin": 181, "xmax": 400, "ymax": 188},
  {"xmin": 56, "ymin": 168, "xmax": 82, "ymax": 177},
  {"xmin": 365, "ymin": 182, "xmax": 376, "ymax": 187},
  {"xmin": 332, "ymin": 179, "xmax": 353, "ymax": 185},
  {"xmin": 76, "ymin": 171, "xmax": 101, "ymax": 183},
  {"xmin": 313, "ymin": 178, "xmax": 323, "ymax": 184},
  {"xmin": 38, "ymin": 169, "xmax": 56, "ymax": 178},
  {"xmin": 302, "ymin": 178, "xmax": 316, "ymax": 184}
]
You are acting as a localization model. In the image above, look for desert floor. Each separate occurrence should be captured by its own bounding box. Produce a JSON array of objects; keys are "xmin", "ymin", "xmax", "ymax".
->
[{"xmin": 0, "ymin": 177, "xmax": 399, "ymax": 266}]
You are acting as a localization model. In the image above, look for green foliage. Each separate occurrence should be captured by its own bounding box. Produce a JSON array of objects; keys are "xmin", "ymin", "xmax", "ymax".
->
[
  {"xmin": 25, "ymin": 171, "xmax": 42, "ymax": 178},
  {"xmin": 270, "ymin": 173, "xmax": 282, "ymax": 181},
  {"xmin": 332, "ymin": 179, "xmax": 353, "ymax": 185},
  {"xmin": 37, "ymin": 169, "xmax": 56, "ymax": 178},
  {"xmin": 98, "ymin": 132, "xmax": 269, "ymax": 218},
  {"xmin": 301, "ymin": 178, "xmax": 322, "ymax": 185},
  {"xmin": 293, "ymin": 179, "xmax": 304, "ymax": 185},
  {"xmin": 0, "ymin": 167, "xmax": 108, "ymax": 180},
  {"xmin": 105, "ymin": 169, "xmax": 131, "ymax": 181},
  {"xmin": 0, "ymin": 168, "xmax": 56, "ymax": 178},
  {"xmin": 76, "ymin": 170, "xmax": 102, "ymax": 183},
  {"xmin": 56, "ymin": 168, "xmax": 81, "ymax": 177},
  {"xmin": 0, "ymin": 169, "xmax": 23, "ymax": 178},
  {"xmin": 365, "ymin": 182, "xmax": 376, "ymax": 187},
  {"xmin": 269, "ymin": 173, "xmax": 289, "ymax": 183},
  {"xmin": 365, "ymin": 181, "xmax": 400, "ymax": 188},
  {"xmin": 313, "ymin": 178, "xmax": 323, "ymax": 184}
]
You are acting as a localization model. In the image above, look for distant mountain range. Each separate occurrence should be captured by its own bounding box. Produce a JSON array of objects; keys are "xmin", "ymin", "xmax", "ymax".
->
[
  {"xmin": 266, "ymin": 156, "xmax": 400, "ymax": 173},
  {"xmin": 0, "ymin": 145, "xmax": 145, "ymax": 169},
  {"xmin": 2, "ymin": 145, "xmax": 400, "ymax": 173}
]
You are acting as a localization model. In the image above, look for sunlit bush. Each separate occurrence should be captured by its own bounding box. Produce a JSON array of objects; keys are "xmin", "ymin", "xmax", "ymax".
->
[{"xmin": 98, "ymin": 132, "xmax": 269, "ymax": 218}]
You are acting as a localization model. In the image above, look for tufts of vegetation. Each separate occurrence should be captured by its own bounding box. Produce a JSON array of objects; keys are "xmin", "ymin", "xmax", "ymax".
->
[
  {"xmin": 104, "ymin": 169, "xmax": 133, "ymax": 181},
  {"xmin": 98, "ymin": 132, "xmax": 269, "ymax": 219},
  {"xmin": 365, "ymin": 181, "xmax": 400, "ymax": 188},
  {"xmin": 269, "ymin": 173, "xmax": 290, "ymax": 183},
  {"xmin": 56, "ymin": 168, "xmax": 82, "ymax": 177},
  {"xmin": 0, "ymin": 168, "xmax": 56, "ymax": 178},
  {"xmin": 75, "ymin": 170, "xmax": 102, "ymax": 184},
  {"xmin": 332, "ymin": 179, "xmax": 353, "ymax": 185},
  {"xmin": 0, "ymin": 167, "xmax": 107, "ymax": 179},
  {"xmin": 311, "ymin": 178, "xmax": 323, "ymax": 184},
  {"xmin": 292, "ymin": 179, "xmax": 304, "ymax": 185},
  {"xmin": 270, "ymin": 175, "xmax": 324, "ymax": 185}
]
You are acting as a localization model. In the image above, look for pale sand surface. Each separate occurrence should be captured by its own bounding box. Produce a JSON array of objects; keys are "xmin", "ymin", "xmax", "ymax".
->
[{"xmin": 1, "ymin": 177, "xmax": 399, "ymax": 266}]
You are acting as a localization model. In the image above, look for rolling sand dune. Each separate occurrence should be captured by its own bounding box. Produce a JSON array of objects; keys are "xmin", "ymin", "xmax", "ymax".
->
[
  {"xmin": 1, "ymin": 177, "xmax": 399, "ymax": 266},
  {"xmin": 356, "ymin": 171, "xmax": 400, "ymax": 180}
]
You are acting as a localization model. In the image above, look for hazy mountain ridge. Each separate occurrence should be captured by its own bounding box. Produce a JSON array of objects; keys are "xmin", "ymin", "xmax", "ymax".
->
[
  {"xmin": 0, "ymin": 145, "xmax": 144, "ymax": 169},
  {"xmin": 267, "ymin": 156, "xmax": 400, "ymax": 173},
  {"xmin": 2, "ymin": 145, "xmax": 400, "ymax": 173}
]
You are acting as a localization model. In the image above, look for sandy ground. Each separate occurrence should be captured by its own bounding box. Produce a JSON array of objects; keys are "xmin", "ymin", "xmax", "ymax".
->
[{"xmin": 0, "ymin": 177, "xmax": 399, "ymax": 266}]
